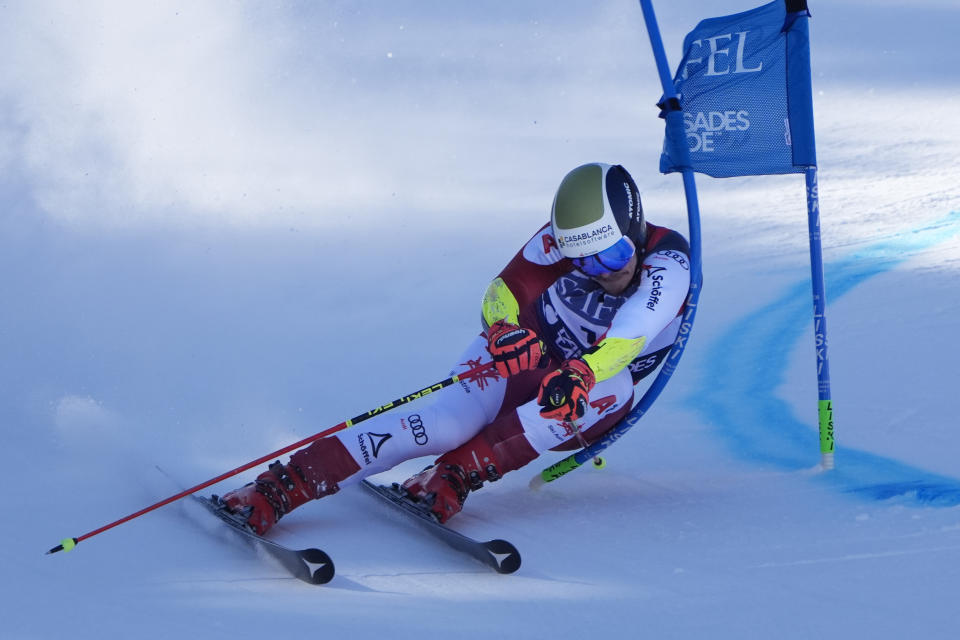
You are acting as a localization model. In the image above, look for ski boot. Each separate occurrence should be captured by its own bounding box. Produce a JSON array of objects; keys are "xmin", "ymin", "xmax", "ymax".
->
[
  {"xmin": 220, "ymin": 437, "xmax": 360, "ymax": 535},
  {"xmin": 402, "ymin": 419, "xmax": 538, "ymax": 523}
]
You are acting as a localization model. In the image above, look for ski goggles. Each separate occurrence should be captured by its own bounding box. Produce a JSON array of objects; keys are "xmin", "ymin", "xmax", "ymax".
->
[{"xmin": 571, "ymin": 236, "xmax": 636, "ymax": 276}]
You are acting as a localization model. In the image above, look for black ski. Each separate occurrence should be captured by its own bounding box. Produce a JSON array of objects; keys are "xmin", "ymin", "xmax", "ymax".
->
[
  {"xmin": 192, "ymin": 495, "xmax": 335, "ymax": 585},
  {"xmin": 361, "ymin": 480, "xmax": 521, "ymax": 574}
]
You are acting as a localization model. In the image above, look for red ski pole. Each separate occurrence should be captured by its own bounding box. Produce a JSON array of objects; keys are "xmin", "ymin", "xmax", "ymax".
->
[{"xmin": 47, "ymin": 360, "xmax": 497, "ymax": 554}]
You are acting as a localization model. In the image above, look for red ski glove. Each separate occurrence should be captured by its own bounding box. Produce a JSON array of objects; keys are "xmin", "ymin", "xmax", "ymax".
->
[
  {"xmin": 486, "ymin": 320, "xmax": 548, "ymax": 378},
  {"xmin": 537, "ymin": 359, "xmax": 596, "ymax": 422}
]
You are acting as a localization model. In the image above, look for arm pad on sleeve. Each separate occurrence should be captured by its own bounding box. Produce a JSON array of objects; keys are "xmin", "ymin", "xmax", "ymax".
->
[{"xmin": 481, "ymin": 277, "xmax": 521, "ymax": 329}]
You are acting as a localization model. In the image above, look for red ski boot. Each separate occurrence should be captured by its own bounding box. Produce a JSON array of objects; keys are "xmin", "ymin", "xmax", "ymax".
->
[
  {"xmin": 401, "ymin": 461, "xmax": 472, "ymax": 524},
  {"xmin": 220, "ymin": 437, "xmax": 360, "ymax": 535},
  {"xmin": 401, "ymin": 417, "xmax": 538, "ymax": 523}
]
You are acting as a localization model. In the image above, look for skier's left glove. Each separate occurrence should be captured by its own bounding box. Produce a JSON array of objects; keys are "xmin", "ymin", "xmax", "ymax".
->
[{"xmin": 537, "ymin": 359, "xmax": 596, "ymax": 422}]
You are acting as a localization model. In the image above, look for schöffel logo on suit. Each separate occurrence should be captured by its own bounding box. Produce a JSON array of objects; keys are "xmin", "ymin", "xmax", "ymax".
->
[
  {"xmin": 642, "ymin": 264, "xmax": 666, "ymax": 311},
  {"xmin": 358, "ymin": 432, "xmax": 392, "ymax": 464},
  {"xmin": 402, "ymin": 414, "xmax": 429, "ymax": 446}
]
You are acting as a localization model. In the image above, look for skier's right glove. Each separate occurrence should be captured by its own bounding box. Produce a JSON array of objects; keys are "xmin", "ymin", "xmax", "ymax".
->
[{"xmin": 486, "ymin": 320, "xmax": 548, "ymax": 378}]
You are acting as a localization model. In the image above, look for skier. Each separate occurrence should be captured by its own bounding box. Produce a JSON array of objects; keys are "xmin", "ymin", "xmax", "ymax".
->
[{"xmin": 220, "ymin": 162, "xmax": 692, "ymax": 534}]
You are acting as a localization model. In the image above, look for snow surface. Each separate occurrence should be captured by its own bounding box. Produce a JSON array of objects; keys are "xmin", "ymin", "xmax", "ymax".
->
[{"xmin": 3, "ymin": 1, "xmax": 960, "ymax": 638}]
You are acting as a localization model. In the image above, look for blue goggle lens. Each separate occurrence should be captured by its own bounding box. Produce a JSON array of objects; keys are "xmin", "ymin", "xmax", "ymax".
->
[{"xmin": 571, "ymin": 236, "xmax": 635, "ymax": 276}]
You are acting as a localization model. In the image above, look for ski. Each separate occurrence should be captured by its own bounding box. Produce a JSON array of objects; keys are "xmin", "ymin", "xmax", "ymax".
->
[
  {"xmin": 192, "ymin": 494, "xmax": 335, "ymax": 585},
  {"xmin": 361, "ymin": 480, "xmax": 521, "ymax": 574}
]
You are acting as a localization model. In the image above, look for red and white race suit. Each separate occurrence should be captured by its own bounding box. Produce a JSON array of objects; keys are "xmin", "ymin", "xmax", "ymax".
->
[{"xmin": 336, "ymin": 222, "xmax": 691, "ymax": 480}]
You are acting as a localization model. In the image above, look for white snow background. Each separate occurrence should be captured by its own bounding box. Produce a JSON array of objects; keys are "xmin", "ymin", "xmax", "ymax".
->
[{"xmin": 3, "ymin": 1, "xmax": 960, "ymax": 638}]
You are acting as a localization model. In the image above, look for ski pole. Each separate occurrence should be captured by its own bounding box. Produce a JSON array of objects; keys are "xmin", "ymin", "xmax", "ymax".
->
[
  {"xmin": 529, "ymin": 418, "xmax": 606, "ymax": 490},
  {"xmin": 565, "ymin": 418, "xmax": 605, "ymax": 469},
  {"xmin": 560, "ymin": 420, "xmax": 607, "ymax": 468},
  {"xmin": 47, "ymin": 360, "xmax": 497, "ymax": 555}
]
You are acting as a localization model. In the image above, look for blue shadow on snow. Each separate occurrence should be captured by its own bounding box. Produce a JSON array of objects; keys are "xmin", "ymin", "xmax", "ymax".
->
[{"xmin": 690, "ymin": 211, "xmax": 960, "ymax": 507}]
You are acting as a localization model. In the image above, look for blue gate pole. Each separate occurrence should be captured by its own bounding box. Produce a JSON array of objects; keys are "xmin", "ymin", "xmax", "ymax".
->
[
  {"xmin": 805, "ymin": 166, "xmax": 835, "ymax": 469},
  {"xmin": 532, "ymin": 0, "xmax": 703, "ymax": 486}
]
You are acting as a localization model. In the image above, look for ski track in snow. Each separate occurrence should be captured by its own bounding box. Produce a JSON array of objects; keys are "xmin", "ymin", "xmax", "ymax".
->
[{"xmin": 694, "ymin": 210, "xmax": 960, "ymax": 505}]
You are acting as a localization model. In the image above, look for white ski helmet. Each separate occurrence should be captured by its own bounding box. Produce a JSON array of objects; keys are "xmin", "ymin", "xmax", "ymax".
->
[{"xmin": 550, "ymin": 163, "xmax": 645, "ymax": 259}]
